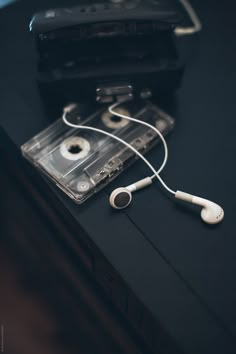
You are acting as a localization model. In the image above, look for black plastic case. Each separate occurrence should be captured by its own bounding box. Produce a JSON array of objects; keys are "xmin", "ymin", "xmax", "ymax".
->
[{"xmin": 30, "ymin": 0, "xmax": 185, "ymax": 113}]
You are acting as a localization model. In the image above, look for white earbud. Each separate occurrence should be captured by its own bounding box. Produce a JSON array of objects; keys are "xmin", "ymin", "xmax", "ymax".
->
[
  {"xmin": 175, "ymin": 191, "xmax": 224, "ymax": 224},
  {"xmin": 109, "ymin": 177, "xmax": 153, "ymax": 209}
]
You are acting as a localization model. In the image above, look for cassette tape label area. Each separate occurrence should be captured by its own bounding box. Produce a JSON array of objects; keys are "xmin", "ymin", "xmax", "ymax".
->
[{"xmin": 21, "ymin": 101, "xmax": 174, "ymax": 204}]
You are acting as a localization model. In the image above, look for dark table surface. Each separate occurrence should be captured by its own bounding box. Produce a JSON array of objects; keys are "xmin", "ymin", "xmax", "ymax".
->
[{"xmin": 1, "ymin": 1, "xmax": 236, "ymax": 354}]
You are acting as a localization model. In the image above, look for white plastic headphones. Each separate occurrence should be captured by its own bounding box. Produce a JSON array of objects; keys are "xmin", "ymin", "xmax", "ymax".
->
[{"xmin": 63, "ymin": 102, "xmax": 224, "ymax": 225}]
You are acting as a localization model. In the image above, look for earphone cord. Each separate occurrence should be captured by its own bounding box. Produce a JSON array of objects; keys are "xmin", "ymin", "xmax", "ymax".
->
[
  {"xmin": 62, "ymin": 108, "xmax": 176, "ymax": 195},
  {"xmin": 108, "ymin": 102, "xmax": 168, "ymax": 176},
  {"xmin": 108, "ymin": 102, "xmax": 175, "ymax": 194},
  {"xmin": 174, "ymin": 0, "xmax": 202, "ymax": 36}
]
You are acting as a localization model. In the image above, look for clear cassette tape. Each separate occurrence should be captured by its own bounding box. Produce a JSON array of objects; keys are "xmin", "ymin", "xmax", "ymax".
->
[{"xmin": 21, "ymin": 101, "xmax": 174, "ymax": 204}]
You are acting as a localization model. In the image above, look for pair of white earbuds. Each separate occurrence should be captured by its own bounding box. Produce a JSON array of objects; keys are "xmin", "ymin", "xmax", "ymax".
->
[
  {"xmin": 63, "ymin": 102, "xmax": 224, "ymax": 225},
  {"xmin": 110, "ymin": 183, "xmax": 224, "ymax": 225}
]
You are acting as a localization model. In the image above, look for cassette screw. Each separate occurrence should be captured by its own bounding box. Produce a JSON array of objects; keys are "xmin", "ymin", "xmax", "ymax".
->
[{"xmin": 77, "ymin": 181, "xmax": 90, "ymax": 192}]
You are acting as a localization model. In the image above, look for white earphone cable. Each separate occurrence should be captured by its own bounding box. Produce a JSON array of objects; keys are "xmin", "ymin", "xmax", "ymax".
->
[
  {"xmin": 108, "ymin": 102, "xmax": 168, "ymax": 177},
  {"xmin": 62, "ymin": 109, "xmax": 176, "ymax": 195},
  {"xmin": 174, "ymin": 0, "xmax": 202, "ymax": 36}
]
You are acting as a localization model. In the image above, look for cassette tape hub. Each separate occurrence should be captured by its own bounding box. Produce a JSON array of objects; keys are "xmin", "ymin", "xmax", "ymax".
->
[{"xmin": 21, "ymin": 101, "xmax": 174, "ymax": 204}]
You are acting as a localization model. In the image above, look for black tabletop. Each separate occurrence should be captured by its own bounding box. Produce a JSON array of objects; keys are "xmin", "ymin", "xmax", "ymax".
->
[{"xmin": 1, "ymin": 1, "xmax": 236, "ymax": 354}]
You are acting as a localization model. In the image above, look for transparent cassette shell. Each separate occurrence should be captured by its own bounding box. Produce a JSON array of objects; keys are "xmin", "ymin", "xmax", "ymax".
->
[{"xmin": 21, "ymin": 101, "xmax": 174, "ymax": 204}]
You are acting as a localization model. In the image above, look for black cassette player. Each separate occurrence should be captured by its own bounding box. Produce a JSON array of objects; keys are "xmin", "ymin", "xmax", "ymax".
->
[{"xmin": 29, "ymin": 0, "xmax": 194, "ymax": 113}]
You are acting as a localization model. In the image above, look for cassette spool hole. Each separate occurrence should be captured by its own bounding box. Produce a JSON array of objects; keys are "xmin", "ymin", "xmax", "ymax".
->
[
  {"xmin": 110, "ymin": 115, "xmax": 122, "ymax": 123},
  {"xmin": 68, "ymin": 144, "xmax": 82, "ymax": 154},
  {"xmin": 60, "ymin": 136, "xmax": 91, "ymax": 161},
  {"xmin": 101, "ymin": 107, "xmax": 130, "ymax": 129}
]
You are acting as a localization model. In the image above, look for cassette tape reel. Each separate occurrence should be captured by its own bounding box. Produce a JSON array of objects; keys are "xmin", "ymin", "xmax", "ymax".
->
[
  {"xmin": 21, "ymin": 101, "xmax": 175, "ymax": 204},
  {"xmin": 101, "ymin": 107, "xmax": 130, "ymax": 130}
]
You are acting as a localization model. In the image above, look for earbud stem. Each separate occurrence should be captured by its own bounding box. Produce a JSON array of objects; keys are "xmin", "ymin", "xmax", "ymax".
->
[
  {"xmin": 175, "ymin": 191, "xmax": 193, "ymax": 203},
  {"xmin": 192, "ymin": 196, "xmax": 208, "ymax": 207},
  {"xmin": 127, "ymin": 177, "xmax": 153, "ymax": 193},
  {"xmin": 175, "ymin": 191, "xmax": 214, "ymax": 207}
]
